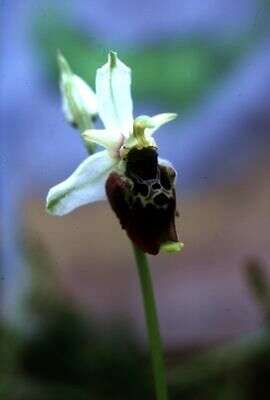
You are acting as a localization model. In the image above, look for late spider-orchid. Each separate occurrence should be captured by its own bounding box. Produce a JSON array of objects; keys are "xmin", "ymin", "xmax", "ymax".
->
[{"xmin": 46, "ymin": 52, "xmax": 183, "ymax": 255}]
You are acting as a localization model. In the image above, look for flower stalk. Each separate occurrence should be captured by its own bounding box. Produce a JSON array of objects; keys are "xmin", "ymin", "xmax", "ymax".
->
[
  {"xmin": 47, "ymin": 51, "xmax": 184, "ymax": 399},
  {"xmin": 132, "ymin": 244, "xmax": 168, "ymax": 400}
]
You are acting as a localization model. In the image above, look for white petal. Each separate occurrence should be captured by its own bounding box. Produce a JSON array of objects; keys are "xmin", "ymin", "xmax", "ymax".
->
[
  {"xmin": 96, "ymin": 51, "xmax": 133, "ymax": 135},
  {"xmin": 82, "ymin": 129, "xmax": 123, "ymax": 152},
  {"xmin": 146, "ymin": 113, "xmax": 178, "ymax": 136},
  {"xmin": 46, "ymin": 151, "xmax": 117, "ymax": 216},
  {"xmin": 62, "ymin": 93, "xmax": 73, "ymax": 124},
  {"xmin": 60, "ymin": 75, "xmax": 98, "ymax": 123},
  {"xmin": 72, "ymin": 75, "xmax": 98, "ymax": 116},
  {"xmin": 58, "ymin": 52, "xmax": 98, "ymax": 126}
]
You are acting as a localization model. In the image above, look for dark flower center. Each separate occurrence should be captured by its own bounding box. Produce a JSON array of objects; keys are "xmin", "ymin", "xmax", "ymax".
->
[{"xmin": 125, "ymin": 147, "xmax": 158, "ymax": 181}]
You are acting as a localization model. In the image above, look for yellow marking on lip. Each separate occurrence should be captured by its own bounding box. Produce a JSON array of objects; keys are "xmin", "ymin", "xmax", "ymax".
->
[{"xmin": 160, "ymin": 241, "xmax": 184, "ymax": 253}]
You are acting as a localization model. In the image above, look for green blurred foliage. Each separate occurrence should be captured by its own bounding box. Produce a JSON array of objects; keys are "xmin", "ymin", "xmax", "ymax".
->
[
  {"xmin": 1, "ymin": 238, "xmax": 270, "ymax": 399},
  {"xmin": 32, "ymin": 9, "xmax": 253, "ymax": 113},
  {"xmin": 0, "ymin": 307, "xmax": 152, "ymax": 400},
  {"xmin": 169, "ymin": 331, "xmax": 270, "ymax": 400},
  {"xmin": 1, "ymin": 235, "xmax": 152, "ymax": 400},
  {"xmin": 246, "ymin": 258, "xmax": 270, "ymax": 322}
]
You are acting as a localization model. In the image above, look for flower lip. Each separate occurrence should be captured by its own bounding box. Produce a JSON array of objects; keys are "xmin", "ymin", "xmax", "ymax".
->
[
  {"xmin": 105, "ymin": 157, "xmax": 180, "ymax": 255},
  {"xmin": 125, "ymin": 146, "xmax": 159, "ymax": 181}
]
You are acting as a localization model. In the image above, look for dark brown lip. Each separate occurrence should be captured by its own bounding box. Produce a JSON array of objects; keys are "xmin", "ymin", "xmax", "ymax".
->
[{"xmin": 105, "ymin": 156, "xmax": 179, "ymax": 255}]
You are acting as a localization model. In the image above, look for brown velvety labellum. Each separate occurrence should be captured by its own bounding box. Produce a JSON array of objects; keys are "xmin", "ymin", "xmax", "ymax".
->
[{"xmin": 105, "ymin": 147, "xmax": 179, "ymax": 255}]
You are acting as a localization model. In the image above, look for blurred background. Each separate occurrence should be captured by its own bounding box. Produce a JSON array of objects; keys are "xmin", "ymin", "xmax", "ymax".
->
[{"xmin": 1, "ymin": 0, "xmax": 270, "ymax": 398}]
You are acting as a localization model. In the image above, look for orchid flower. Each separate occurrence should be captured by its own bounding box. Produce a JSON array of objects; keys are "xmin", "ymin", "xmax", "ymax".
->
[{"xmin": 46, "ymin": 52, "xmax": 183, "ymax": 255}]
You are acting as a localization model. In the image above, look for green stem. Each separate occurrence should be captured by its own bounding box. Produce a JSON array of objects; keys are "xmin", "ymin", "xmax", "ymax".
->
[{"xmin": 132, "ymin": 244, "xmax": 168, "ymax": 400}]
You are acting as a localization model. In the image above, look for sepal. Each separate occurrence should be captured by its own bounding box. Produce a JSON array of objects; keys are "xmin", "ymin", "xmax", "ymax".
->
[{"xmin": 58, "ymin": 51, "xmax": 97, "ymax": 130}]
